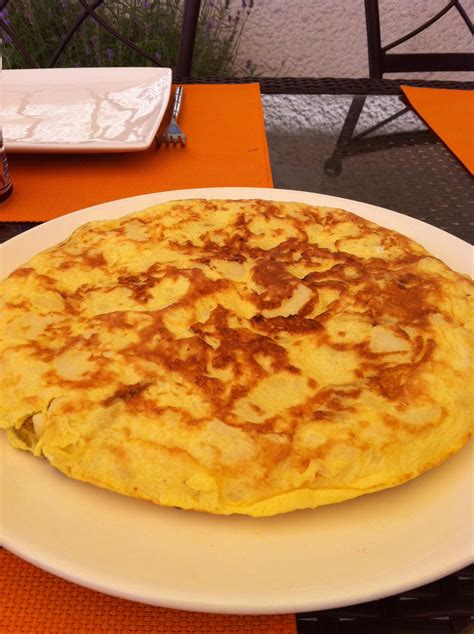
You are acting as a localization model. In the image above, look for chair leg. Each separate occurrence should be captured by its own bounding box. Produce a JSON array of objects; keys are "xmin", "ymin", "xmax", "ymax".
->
[
  {"xmin": 324, "ymin": 96, "xmax": 366, "ymax": 176},
  {"xmin": 364, "ymin": 0, "xmax": 384, "ymax": 79},
  {"xmin": 175, "ymin": 0, "xmax": 201, "ymax": 78}
]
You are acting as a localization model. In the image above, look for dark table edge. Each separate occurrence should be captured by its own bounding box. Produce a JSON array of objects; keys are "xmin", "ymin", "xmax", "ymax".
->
[{"xmin": 175, "ymin": 75, "xmax": 474, "ymax": 94}]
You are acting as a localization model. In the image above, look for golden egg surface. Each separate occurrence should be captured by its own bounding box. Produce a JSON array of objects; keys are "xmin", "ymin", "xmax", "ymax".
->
[{"xmin": 1, "ymin": 199, "xmax": 472, "ymax": 516}]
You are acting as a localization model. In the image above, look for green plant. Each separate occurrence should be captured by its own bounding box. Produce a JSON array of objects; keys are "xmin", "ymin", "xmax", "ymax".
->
[{"xmin": 1, "ymin": 0, "xmax": 256, "ymax": 76}]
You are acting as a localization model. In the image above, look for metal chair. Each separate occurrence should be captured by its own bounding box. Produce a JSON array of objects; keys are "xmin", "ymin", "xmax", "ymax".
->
[
  {"xmin": 0, "ymin": 0, "xmax": 202, "ymax": 78},
  {"xmin": 325, "ymin": 0, "xmax": 473, "ymax": 176},
  {"xmin": 365, "ymin": 0, "xmax": 473, "ymax": 78}
]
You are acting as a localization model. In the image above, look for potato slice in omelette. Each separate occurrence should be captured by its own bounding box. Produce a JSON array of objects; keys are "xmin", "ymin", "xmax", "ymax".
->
[{"xmin": 1, "ymin": 199, "xmax": 472, "ymax": 516}]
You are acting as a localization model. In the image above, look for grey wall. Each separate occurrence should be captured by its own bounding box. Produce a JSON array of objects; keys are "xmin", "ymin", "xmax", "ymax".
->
[{"xmin": 233, "ymin": 0, "xmax": 473, "ymax": 80}]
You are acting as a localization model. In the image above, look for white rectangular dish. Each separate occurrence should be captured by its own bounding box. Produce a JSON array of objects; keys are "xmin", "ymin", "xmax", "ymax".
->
[{"xmin": 1, "ymin": 67, "xmax": 172, "ymax": 153}]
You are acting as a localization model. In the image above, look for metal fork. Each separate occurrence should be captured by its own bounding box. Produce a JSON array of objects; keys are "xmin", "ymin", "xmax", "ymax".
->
[{"xmin": 157, "ymin": 86, "xmax": 186, "ymax": 146}]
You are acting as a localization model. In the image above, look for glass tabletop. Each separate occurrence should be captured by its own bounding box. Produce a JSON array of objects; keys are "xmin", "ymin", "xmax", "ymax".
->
[{"xmin": 263, "ymin": 93, "xmax": 473, "ymax": 244}]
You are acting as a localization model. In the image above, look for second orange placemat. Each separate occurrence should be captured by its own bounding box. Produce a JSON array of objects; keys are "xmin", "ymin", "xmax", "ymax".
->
[
  {"xmin": 401, "ymin": 85, "xmax": 474, "ymax": 175},
  {"xmin": 1, "ymin": 83, "xmax": 273, "ymax": 222}
]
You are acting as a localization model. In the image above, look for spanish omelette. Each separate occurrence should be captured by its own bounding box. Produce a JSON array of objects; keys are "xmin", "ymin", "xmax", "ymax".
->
[{"xmin": 1, "ymin": 199, "xmax": 472, "ymax": 516}]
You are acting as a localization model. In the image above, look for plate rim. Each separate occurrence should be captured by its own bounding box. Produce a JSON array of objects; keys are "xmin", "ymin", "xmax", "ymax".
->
[
  {"xmin": 2, "ymin": 66, "xmax": 172, "ymax": 153},
  {"xmin": 2, "ymin": 187, "xmax": 472, "ymax": 272},
  {"xmin": 3, "ymin": 493, "xmax": 472, "ymax": 615},
  {"xmin": 1, "ymin": 187, "xmax": 473, "ymax": 614}
]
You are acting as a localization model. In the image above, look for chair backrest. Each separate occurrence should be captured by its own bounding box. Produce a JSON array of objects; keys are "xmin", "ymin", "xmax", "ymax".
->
[
  {"xmin": 364, "ymin": 0, "xmax": 474, "ymax": 78},
  {"xmin": 0, "ymin": 0, "xmax": 201, "ymax": 78}
]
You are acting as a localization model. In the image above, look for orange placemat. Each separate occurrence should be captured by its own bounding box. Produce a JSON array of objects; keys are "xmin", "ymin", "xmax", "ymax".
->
[
  {"xmin": 0, "ymin": 83, "xmax": 273, "ymax": 222},
  {"xmin": 0, "ymin": 550, "xmax": 296, "ymax": 634},
  {"xmin": 401, "ymin": 85, "xmax": 474, "ymax": 175}
]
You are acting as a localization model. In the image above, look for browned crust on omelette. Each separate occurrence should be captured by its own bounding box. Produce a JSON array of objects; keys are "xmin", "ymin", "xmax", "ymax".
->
[{"xmin": 1, "ymin": 199, "xmax": 473, "ymax": 515}]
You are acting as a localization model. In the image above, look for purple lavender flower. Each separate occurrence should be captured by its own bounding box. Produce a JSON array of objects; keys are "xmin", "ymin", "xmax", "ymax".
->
[
  {"xmin": 0, "ymin": 7, "xmax": 11, "ymax": 25},
  {"xmin": 143, "ymin": 0, "xmax": 152, "ymax": 8},
  {"xmin": 0, "ymin": 6, "xmax": 12, "ymax": 44},
  {"xmin": 154, "ymin": 51, "xmax": 161, "ymax": 61},
  {"xmin": 106, "ymin": 48, "xmax": 114, "ymax": 61}
]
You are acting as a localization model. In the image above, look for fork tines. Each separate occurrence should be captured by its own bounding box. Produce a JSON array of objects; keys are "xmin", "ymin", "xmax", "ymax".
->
[
  {"xmin": 157, "ymin": 86, "xmax": 186, "ymax": 147},
  {"xmin": 158, "ymin": 126, "xmax": 187, "ymax": 146}
]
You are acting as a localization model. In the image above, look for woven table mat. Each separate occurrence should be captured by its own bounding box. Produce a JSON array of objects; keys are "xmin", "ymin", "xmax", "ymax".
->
[
  {"xmin": 0, "ymin": 549, "xmax": 296, "ymax": 634},
  {"xmin": 179, "ymin": 77, "xmax": 474, "ymax": 95}
]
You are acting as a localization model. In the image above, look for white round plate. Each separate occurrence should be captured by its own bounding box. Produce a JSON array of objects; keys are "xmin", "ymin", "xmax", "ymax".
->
[{"xmin": 1, "ymin": 188, "xmax": 473, "ymax": 614}]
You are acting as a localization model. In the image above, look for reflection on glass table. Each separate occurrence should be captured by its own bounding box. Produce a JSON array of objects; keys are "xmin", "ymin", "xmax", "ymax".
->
[{"xmin": 263, "ymin": 93, "xmax": 473, "ymax": 244}]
